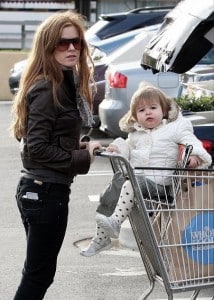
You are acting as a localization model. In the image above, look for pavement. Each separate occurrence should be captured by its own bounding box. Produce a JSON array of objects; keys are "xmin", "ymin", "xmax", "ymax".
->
[{"xmin": 0, "ymin": 101, "xmax": 213, "ymax": 300}]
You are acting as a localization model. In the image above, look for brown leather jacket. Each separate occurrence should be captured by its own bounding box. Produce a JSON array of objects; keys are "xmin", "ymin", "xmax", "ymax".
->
[{"xmin": 21, "ymin": 70, "xmax": 91, "ymax": 178}]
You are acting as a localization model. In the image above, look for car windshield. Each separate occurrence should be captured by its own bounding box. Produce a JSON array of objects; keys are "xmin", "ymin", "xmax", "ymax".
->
[{"xmin": 198, "ymin": 47, "xmax": 214, "ymax": 64}]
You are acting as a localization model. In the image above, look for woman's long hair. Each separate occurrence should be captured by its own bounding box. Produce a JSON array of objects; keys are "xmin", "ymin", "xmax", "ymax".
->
[{"xmin": 11, "ymin": 10, "xmax": 95, "ymax": 140}]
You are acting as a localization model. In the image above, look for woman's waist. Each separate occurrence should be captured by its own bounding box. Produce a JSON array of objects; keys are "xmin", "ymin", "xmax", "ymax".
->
[{"xmin": 21, "ymin": 168, "xmax": 73, "ymax": 185}]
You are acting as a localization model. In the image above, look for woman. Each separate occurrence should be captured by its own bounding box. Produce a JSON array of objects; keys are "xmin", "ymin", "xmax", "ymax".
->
[{"xmin": 10, "ymin": 10, "xmax": 101, "ymax": 299}]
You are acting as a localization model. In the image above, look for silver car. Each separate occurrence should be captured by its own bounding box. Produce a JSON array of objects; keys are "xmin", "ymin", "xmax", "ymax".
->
[{"xmin": 99, "ymin": 51, "xmax": 213, "ymax": 139}]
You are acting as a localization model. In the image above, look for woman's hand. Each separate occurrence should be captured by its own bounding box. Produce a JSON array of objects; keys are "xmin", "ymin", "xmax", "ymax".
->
[
  {"xmin": 80, "ymin": 141, "xmax": 88, "ymax": 149},
  {"xmin": 87, "ymin": 141, "xmax": 102, "ymax": 163},
  {"xmin": 187, "ymin": 155, "xmax": 201, "ymax": 168}
]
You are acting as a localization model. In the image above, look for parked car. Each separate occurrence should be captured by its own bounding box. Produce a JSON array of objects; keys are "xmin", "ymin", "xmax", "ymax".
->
[
  {"xmin": 8, "ymin": 59, "xmax": 26, "ymax": 95},
  {"xmin": 85, "ymin": 6, "xmax": 174, "ymax": 45},
  {"xmin": 99, "ymin": 49, "xmax": 214, "ymax": 137}
]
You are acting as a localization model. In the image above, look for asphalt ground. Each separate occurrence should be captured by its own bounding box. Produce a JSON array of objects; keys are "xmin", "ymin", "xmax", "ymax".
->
[{"xmin": 0, "ymin": 101, "xmax": 213, "ymax": 300}]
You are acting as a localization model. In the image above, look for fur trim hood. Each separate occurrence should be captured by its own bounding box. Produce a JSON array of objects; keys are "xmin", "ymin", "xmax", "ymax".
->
[{"xmin": 119, "ymin": 98, "xmax": 180, "ymax": 133}]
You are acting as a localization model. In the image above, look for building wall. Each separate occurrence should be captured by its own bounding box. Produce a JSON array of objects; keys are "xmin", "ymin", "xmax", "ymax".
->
[{"xmin": 0, "ymin": 11, "xmax": 61, "ymax": 49}]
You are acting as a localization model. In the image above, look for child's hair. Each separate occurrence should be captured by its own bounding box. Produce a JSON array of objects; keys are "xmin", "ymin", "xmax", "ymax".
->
[{"xmin": 119, "ymin": 82, "xmax": 177, "ymax": 132}]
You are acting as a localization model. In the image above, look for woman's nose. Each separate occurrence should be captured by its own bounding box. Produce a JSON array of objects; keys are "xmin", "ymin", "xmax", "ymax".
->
[{"xmin": 68, "ymin": 43, "xmax": 75, "ymax": 50}]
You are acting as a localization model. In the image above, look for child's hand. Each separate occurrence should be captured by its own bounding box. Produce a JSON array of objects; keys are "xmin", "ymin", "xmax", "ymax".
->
[
  {"xmin": 106, "ymin": 144, "xmax": 120, "ymax": 153},
  {"xmin": 187, "ymin": 155, "xmax": 200, "ymax": 168}
]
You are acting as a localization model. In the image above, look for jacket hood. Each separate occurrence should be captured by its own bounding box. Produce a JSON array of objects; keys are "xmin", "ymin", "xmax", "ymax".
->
[{"xmin": 119, "ymin": 98, "xmax": 180, "ymax": 133}]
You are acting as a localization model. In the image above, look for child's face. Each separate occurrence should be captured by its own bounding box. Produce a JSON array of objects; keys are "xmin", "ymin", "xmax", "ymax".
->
[{"xmin": 136, "ymin": 100, "xmax": 164, "ymax": 129}]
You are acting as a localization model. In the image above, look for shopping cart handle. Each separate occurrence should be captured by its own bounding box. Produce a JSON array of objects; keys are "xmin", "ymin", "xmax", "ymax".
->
[
  {"xmin": 94, "ymin": 148, "xmax": 123, "ymax": 158},
  {"xmin": 94, "ymin": 147, "xmax": 106, "ymax": 156},
  {"xmin": 81, "ymin": 135, "xmax": 90, "ymax": 142}
]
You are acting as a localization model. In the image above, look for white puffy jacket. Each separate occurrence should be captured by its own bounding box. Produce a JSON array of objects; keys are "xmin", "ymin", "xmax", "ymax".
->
[{"xmin": 112, "ymin": 106, "xmax": 212, "ymax": 185}]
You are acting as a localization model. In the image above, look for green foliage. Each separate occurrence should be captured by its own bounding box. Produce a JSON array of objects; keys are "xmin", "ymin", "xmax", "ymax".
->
[{"xmin": 176, "ymin": 95, "xmax": 214, "ymax": 112}]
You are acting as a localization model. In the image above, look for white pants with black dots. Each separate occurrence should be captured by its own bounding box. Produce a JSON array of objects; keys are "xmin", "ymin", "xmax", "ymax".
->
[
  {"xmin": 96, "ymin": 176, "xmax": 166, "ymax": 239},
  {"xmin": 112, "ymin": 176, "xmax": 167, "ymax": 225}
]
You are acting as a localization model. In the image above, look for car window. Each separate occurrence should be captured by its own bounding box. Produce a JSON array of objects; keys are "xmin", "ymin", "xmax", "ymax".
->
[
  {"xmin": 85, "ymin": 20, "xmax": 109, "ymax": 37},
  {"xmin": 86, "ymin": 8, "xmax": 171, "ymax": 42},
  {"xmin": 95, "ymin": 19, "xmax": 129, "ymax": 40},
  {"xmin": 96, "ymin": 12, "xmax": 167, "ymax": 40},
  {"xmin": 87, "ymin": 15, "xmax": 126, "ymax": 40},
  {"xmin": 198, "ymin": 47, "xmax": 214, "ymax": 64}
]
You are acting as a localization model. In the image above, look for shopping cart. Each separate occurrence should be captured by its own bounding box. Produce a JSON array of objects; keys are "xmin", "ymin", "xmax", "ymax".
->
[{"xmin": 96, "ymin": 146, "xmax": 214, "ymax": 300}]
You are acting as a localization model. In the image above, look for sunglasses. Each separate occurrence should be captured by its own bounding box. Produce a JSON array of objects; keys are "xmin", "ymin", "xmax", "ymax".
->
[{"xmin": 55, "ymin": 38, "xmax": 82, "ymax": 51}]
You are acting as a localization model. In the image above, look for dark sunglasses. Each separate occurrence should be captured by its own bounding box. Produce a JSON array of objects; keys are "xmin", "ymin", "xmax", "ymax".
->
[{"xmin": 55, "ymin": 38, "xmax": 82, "ymax": 51}]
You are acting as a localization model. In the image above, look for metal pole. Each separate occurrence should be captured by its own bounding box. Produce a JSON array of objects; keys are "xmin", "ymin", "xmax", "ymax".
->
[
  {"xmin": 21, "ymin": 24, "xmax": 25, "ymax": 49},
  {"xmin": 74, "ymin": 0, "xmax": 90, "ymax": 20}
]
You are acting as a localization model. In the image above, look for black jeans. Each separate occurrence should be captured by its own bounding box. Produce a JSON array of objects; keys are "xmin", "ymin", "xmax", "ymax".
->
[{"xmin": 14, "ymin": 177, "xmax": 71, "ymax": 300}]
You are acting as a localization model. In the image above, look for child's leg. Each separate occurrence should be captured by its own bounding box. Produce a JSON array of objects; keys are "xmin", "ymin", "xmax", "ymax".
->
[
  {"xmin": 112, "ymin": 180, "xmax": 134, "ymax": 224},
  {"xmin": 80, "ymin": 223, "xmax": 112, "ymax": 257},
  {"xmin": 80, "ymin": 178, "xmax": 131, "ymax": 257},
  {"xmin": 95, "ymin": 223, "xmax": 110, "ymax": 241},
  {"xmin": 95, "ymin": 180, "xmax": 134, "ymax": 238}
]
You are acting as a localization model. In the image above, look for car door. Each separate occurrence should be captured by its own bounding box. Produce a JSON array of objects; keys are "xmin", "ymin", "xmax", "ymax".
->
[{"xmin": 141, "ymin": 0, "xmax": 214, "ymax": 73}]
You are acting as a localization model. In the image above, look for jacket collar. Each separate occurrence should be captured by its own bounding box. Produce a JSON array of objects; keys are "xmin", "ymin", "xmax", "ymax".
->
[{"xmin": 133, "ymin": 119, "xmax": 168, "ymax": 132}]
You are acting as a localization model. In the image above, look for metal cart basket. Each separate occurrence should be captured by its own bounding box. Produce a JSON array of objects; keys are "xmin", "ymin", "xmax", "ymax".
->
[{"xmin": 97, "ymin": 148, "xmax": 214, "ymax": 300}]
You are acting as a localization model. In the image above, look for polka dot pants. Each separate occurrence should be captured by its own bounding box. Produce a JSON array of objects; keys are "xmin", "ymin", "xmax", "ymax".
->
[
  {"xmin": 112, "ymin": 179, "xmax": 134, "ymax": 224},
  {"xmin": 96, "ymin": 180, "xmax": 134, "ymax": 240},
  {"xmin": 95, "ymin": 177, "xmax": 166, "ymax": 241}
]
